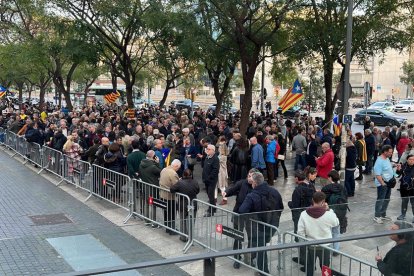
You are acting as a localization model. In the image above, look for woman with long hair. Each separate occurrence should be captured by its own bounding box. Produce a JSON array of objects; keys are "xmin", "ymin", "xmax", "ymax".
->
[{"xmin": 217, "ymin": 140, "xmax": 229, "ymax": 205}]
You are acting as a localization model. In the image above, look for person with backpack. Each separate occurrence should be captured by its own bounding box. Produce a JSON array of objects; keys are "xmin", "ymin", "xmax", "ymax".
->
[
  {"xmin": 239, "ymin": 171, "xmax": 284, "ymax": 275},
  {"xmin": 321, "ymin": 170, "xmax": 348, "ymax": 255},
  {"xmin": 223, "ymin": 168, "xmax": 256, "ymax": 269},
  {"xmin": 288, "ymin": 170, "xmax": 316, "ymax": 265}
]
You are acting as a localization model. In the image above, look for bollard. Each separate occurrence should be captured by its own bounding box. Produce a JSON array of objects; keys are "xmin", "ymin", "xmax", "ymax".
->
[{"xmin": 203, "ymin": 257, "xmax": 215, "ymax": 276}]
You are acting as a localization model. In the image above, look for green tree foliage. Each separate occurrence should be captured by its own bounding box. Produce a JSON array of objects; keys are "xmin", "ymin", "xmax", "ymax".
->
[
  {"xmin": 56, "ymin": 0, "xmax": 153, "ymax": 109},
  {"xmin": 189, "ymin": 0, "xmax": 295, "ymax": 134},
  {"xmin": 146, "ymin": 1, "xmax": 199, "ymax": 108},
  {"xmin": 289, "ymin": 0, "xmax": 413, "ymax": 122},
  {"xmin": 401, "ymin": 61, "xmax": 414, "ymax": 87}
]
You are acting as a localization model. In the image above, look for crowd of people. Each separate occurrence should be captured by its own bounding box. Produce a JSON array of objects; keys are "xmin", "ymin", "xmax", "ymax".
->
[{"xmin": 0, "ymin": 102, "xmax": 413, "ymax": 275}]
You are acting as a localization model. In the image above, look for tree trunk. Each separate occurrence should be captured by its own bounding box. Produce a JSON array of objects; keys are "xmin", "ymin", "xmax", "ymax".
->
[
  {"xmin": 239, "ymin": 70, "xmax": 255, "ymax": 136},
  {"xmin": 323, "ymin": 62, "xmax": 335, "ymax": 124},
  {"xmin": 39, "ymin": 85, "xmax": 47, "ymax": 111},
  {"xmin": 17, "ymin": 83, "xmax": 24, "ymax": 110},
  {"xmin": 125, "ymin": 82, "xmax": 134, "ymax": 109},
  {"xmin": 159, "ymin": 80, "xmax": 173, "ymax": 108},
  {"xmin": 214, "ymin": 66, "xmax": 235, "ymax": 116}
]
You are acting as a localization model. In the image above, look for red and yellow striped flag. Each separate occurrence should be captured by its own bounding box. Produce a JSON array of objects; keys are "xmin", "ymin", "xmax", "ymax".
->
[
  {"xmin": 103, "ymin": 91, "xmax": 121, "ymax": 104},
  {"xmin": 279, "ymin": 79, "xmax": 303, "ymax": 113}
]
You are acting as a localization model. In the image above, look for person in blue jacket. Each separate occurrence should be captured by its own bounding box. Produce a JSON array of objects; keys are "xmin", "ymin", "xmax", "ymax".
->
[
  {"xmin": 265, "ymin": 135, "xmax": 277, "ymax": 185},
  {"xmin": 249, "ymin": 137, "xmax": 266, "ymax": 173}
]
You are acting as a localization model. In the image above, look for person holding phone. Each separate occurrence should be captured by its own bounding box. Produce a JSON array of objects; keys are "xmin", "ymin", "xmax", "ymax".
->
[{"xmin": 376, "ymin": 221, "xmax": 413, "ymax": 275}]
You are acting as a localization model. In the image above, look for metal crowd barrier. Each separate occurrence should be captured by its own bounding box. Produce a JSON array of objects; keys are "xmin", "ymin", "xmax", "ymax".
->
[
  {"xmin": 40, "ymin": 145, "xmax": 64, "ymax": 183},
  {"xmin": 282, "ymin": 231, "xmax": 381, "ymax": 276},
  {"xmin": 62, "ymin": 155, "xmax": 93, "ymax": 200},
  {"xmin": 15, "ymin": 135, "xmax": 29, "ymax": 160},
  {"xmin": 131, "ymin": 179, "xmax": 192, "ymax": 249},
  {"xmin": 27, "ymin": 142, "xmax": 43, "ymax": 168},
  {"xmin": 0, "ymin": 127, "xmax": 5, "ymax": 144},
  {"xmin": 189, "ymin": 199, "xmax": 282, "ymax": 275},
  {"xmin": 91, "ymin": 164, "xmax": 133, "ymax": 222},
  {"xmin": 5, "ymin": 130, "xmax": 18, "ymax": 151}
]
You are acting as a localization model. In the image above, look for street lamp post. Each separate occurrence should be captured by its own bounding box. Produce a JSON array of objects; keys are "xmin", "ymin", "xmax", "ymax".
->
[
  {"xmin": 340, "ymin": 0, "xmax": 354, "ymax": 185},
  {"xmin": 260, "ymin": 47, "xmax": 265, "ymax": 112}
]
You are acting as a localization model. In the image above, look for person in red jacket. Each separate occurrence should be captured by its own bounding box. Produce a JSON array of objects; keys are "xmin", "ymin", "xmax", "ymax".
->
[
  {"xmin": 396, "ymin": 132, "xmax": 411, "ymax": 160},
  {"xmin": 316, "ymin": 142, "xmax": 334, "ymax": 186}
]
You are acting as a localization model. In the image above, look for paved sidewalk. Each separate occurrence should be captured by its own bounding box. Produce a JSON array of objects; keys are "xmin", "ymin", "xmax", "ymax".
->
[
  {"xmin": 0, "ymin": 150, "xmax": 188, "ymax": 276},
  {"xmin": 0, "ymin": 146, "xmax": 403, "ymax": 276}
]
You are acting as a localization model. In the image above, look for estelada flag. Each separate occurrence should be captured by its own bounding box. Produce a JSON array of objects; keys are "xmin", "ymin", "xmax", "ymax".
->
[
  {"xmin": 0, "ymin": 85, "xmax": 7, "ymax": 98},
  {"xmin": 103, "ymin": 91, "xmax": 120, "ymax": 104},
  {"xmin": 333, "ymin": 114, "xmax": 342, "ymax": 137},
  {"xmin": 279, "ymin": 79, "xmax": 304, "ymax": 113}
]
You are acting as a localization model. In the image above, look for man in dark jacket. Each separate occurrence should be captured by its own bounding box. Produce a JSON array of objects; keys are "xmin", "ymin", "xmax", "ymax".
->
[
  {"xmin": 139, "ymin": 150, "xmax": 162, "ymax": 226},
  {"xmin": 375, "ymin": 221, "xmax": 413, "ymax": 276},
  {"xmin": 170, "ymin": 169, "xmax": 200, "ymax": 242},
  {"xmin": 288, "ymin": 170, "xmax": 315, "ymax": 265},
  {"xmin": 202, "ymin": 144, "xmax": 220, "ymax": 217},
  {"xmin": 127, "ymin": 139, "xmax": 146, "ymax": 178},
  {"xmin": 94, "ymin": 137, "xmax": 109, "ymax": 166},
  {"xmin": 223, "ymin": 168, "xmax": 256, "ymax": 269},
  {"xmin": 364, "ymin": 129, "xmax": 376, "ymax": 174},
  {"xmin": 83, "ymin": 137, "xmax": 100, "ymax": 164},
  {"xmin": 322, "ymin": 170, "xmax": 348, "ymax": 254},
  {"xmin": 345, "ymin": 140, "xmax": 357, "ymax": 197},
  {"xmin": 25, "ymin": 122, "xmax": 44, "ymax": 145},
  {"xmin": 239, "ymin": 172, "xmax": 284, "ymax": 275}
]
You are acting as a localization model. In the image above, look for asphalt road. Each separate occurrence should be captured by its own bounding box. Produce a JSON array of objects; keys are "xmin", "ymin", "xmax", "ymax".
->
[{"xmin": 310, "ymin": 108, "xmax": 414, "ymax": 134}]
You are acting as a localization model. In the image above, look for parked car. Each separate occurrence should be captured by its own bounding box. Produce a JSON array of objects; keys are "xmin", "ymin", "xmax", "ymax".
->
[
  {"xmin": 174, "ymin": 99, "xmax": 200, "ymax": 110},
  {"xmin": 208, "ymin": 104, "xmax": 238, "ymax": 114},
  {"xmin": 134, "ymin": 98, "xmax": 157, "ymax": 109},
  {"xmin": 368, "ymin": 101, "xmax": 395, "ymax": 112},
  {"xmin": 394, "ymin": 99, "xmax": 414, "ymax": 112},
  {"xmin": 354, "ymin": 109, "xmax": 407, "ymax": 126},
  {"xmin": 277, "ymin": 106, "xmax": 308, "ymax": 118}
]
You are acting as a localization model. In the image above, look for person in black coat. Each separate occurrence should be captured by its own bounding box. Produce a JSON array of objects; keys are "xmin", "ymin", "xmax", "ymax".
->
[
  {"xmin": 223, "ymin": 169, "xmax": 255, "ymax": 268},
  {"xmin": 363, "ymin": 116, "xmax": 372, "ymax": 131},
  {"xmin": 230, "ymin": 138, "xmax": 250, "ymax": 182},
  {"xmin": 170, "ymin": 169, "xmax": 200, "ymax": 242},
  {"xmin": 25, "ymin": 122, "xmax": 44, "ymax": 145},
  {"xmin": 50, "ymin": 130, "xmax": 67, "ymax": 152},
  {"xmin": 288, "ymin": 170, "xmax": 316, "ymax": 265},
  {"xmin": 202, "ymin": 144, "xmax": 220, "ymax": 216},
  {"xmin": 364, "ymin": 129, "xmax": 376, "ymax": 174},
  {"xmin": 239, "ymin": 172, "xmax": 284, "ymax": 274},
  {"xmin": 277, "ymin": 133, "xmax": 288, "ymax": 179},
  {"xmin": 306, "ymin": 133, "xmax": 318, "ymax": 168},
  {"xmin": 345, "ymin": 140, "xmax": 357, "ymax": 197}
]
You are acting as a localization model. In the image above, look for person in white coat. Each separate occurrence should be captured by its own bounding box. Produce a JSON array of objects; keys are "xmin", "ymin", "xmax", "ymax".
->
[{"xmin": 298, "ymin": 191, "xmax": 339, "ymax": 276}]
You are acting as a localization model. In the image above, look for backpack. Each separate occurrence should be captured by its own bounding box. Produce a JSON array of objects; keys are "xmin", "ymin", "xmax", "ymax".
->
[
  {"xmin": 259, "ymin": 191, "xmax": 279, "ymax": 241},
  {"xmin": 328, "ymin": 191, "xmax": 348, "ymax": 219},
  {"xmin": 260, "ymin": 191, "xmax": 277, "ymax": 224}
]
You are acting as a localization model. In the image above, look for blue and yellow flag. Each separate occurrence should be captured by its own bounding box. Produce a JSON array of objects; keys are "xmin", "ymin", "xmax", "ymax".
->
[
  {"xmin": 0, "ymin": 85, "xmax": 7, "ymax": 98},
  {"xmin": 333, "ymin": 115, "xmax": 342, "ymax": 136},
  {"xmin": 279, "ymin": 79, "xmax": 304, "ymax": 113}
]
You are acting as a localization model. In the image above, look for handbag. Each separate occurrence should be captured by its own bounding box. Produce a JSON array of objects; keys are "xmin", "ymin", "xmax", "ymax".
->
[
  {"xmin": 187, "ymin": 156, "xmax": 197, "ymax": 166},
  {"xmin": 278, "ymin": 154, "xmax": 285, "ymax": 161},
  {"xmin": 384, "ymin": 177, "xmax": 397, "ymax": 188}
]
